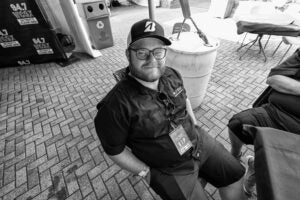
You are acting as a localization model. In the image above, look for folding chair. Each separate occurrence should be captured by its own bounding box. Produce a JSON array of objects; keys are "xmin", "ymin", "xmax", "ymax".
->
[
  {"xmin": 272, "ymin": 36, "xmax": 300, "ymax": 65},
  {"xmin": 113, "ymin": 67, "xmax": 127, "ymax": 82},
  {"xmin": 252, "ymin": 86, "xmax": 273, "ymax": 108}
]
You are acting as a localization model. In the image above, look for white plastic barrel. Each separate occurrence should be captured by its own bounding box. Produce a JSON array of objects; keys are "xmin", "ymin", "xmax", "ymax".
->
[{"xmin": 166, "ymin": 32, "xmax": 219, "ymax": 109}]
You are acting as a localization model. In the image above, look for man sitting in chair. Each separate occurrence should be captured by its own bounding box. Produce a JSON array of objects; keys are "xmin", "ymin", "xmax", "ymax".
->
[
  {"xmin": 228, "ymin": 48, "xmax": 300, "ymax": 196},
  {"xmin": 94, "ymin": 19, "xmax": 247, "ymax": 200}
]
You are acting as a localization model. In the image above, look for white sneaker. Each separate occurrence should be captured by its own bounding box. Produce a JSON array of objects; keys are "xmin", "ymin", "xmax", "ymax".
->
[{"xmin": 243, "ymin": 155, "xmax": 256, "ymax": 196}]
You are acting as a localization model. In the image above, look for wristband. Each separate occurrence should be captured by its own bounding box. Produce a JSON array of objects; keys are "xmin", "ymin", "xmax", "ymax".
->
[{"xmin": 138, "ymin": 166, "xmax": 150, "ymax": 178}]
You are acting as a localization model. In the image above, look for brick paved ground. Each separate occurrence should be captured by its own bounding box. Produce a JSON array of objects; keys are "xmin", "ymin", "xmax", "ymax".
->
[{"xmin": 0, "ymin": 3, "xmax": 298, "ymax": 200}]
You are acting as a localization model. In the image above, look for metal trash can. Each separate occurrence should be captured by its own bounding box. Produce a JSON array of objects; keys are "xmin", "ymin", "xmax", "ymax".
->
[{"xmin": 82, "ymin": 0, "xmax": 113, "ymax": 49}]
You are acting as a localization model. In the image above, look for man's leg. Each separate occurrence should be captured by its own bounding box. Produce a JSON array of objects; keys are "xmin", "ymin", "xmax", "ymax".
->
[
  {"xmin": 227, "ymin": 106, "xmax": 281, "ymax": 196},
  {"xmin": 149, "ymin": 167, "xmax": 208, "ymax": 200},
  {"xmin": 229, "ymin": 129, "xmax": 244, "ymax": 159},
  {"xmin": 197, "ymin": 129, "xmax": 247, "ymax": 200},
  {"xmin": 228, "ymin": 104, "xmax": 285, "ymax": 152},
  {"xmin": 219, "ymin": 177, "xmax": 246, "ymax": 200},
  {"xmin": 227, "ymin": 107, "xmax": 273, "ymax": 159}
]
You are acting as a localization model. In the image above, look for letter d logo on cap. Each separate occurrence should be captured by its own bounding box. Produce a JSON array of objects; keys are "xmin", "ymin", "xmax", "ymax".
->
[{"xmin": 144, "ymin": 21, "xmax": 156, "ymax": 32}]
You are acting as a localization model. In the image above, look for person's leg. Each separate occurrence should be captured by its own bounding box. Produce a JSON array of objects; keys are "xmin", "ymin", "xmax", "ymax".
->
[
  {"xmin": 229, "ymin": 129, "xmax": 244, "ymax": 159},
  {"xmin": 227, "ymin": 105, "xmax": 281, "ymax": 196},
  {"xmin": 149, "ymin": 167, "xmax": 208, "ymax": 200},
  {"xmin": 227, "ymin": 107, "xmax": 274, "ymax": 159},
  {"xmin": 197, "ymin": 129, "xmax": 247, "ymax": 200},
  {"xmin": 219, "ymin": 177, "xmax": 246, "ymax": 200}
]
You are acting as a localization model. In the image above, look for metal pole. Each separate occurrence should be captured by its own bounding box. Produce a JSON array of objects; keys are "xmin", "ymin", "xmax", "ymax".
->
[{"xmin": 148, "ymin": 0, "xmax": 155, "ymax": 20}]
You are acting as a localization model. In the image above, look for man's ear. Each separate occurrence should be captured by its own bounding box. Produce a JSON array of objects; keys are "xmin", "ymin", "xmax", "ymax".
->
[{"xmin": 125, "ymin": 49, "xmax": 129, "ymax": 60}]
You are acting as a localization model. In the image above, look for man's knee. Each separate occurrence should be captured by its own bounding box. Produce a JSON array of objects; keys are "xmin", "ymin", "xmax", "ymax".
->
[
  {"xmin": 228, "ymin": 117, "xmax": 244, "ymax": 137},
  {"xmin": 149, "ymin": 169, "xmax": 200, "ymax": 200},
  {"xmin": 149, "ymin": 169, "xmax": 184, "ymax": 200},
  {"xmin": 228, "ymin": 113, "xmax": 255, "ymax": 145}
]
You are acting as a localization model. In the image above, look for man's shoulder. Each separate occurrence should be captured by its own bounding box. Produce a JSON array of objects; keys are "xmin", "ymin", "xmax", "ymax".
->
[
  {"xmin": 268, "ymin": 49, "xmax": 300, "ymax": 78},
  {"xmin": 164, "ymin": 66, "xmax": 183, "ymax": 81},
  {"xmin": 96, "ymin": 79, "xmax": 135, "ymax": 110}
]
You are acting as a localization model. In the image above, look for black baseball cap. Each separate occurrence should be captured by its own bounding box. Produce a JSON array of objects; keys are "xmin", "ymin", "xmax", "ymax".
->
[{"xmin": 127, "ymin": 19, "xmax": 172, "ymax": 47}]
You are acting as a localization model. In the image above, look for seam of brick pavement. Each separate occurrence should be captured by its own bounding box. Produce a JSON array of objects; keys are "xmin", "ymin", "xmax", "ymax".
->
[{"xmin": 0, "ymin": 4, "xmax": 297, "ymax": 200}]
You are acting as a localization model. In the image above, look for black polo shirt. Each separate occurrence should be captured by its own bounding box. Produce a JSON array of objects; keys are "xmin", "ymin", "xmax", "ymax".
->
[{"xmin": 94, "ymin": 67, "xmax": 199, "ymax": 170}]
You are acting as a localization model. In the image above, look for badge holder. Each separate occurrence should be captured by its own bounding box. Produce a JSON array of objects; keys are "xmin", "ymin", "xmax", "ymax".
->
[{"xmin": 169, "ymin": 123, "xmax": 193, "ymax": 156}]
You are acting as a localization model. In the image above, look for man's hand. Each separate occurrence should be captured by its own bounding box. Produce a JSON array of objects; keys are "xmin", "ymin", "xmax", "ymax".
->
[{"xmin": 267, "ymin": 75, "xmax": 300, "ymax": 96}]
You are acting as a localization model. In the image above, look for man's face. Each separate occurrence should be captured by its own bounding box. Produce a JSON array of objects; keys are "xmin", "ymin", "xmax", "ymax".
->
[{"xmin": 127, "ymin": 38, "xmax": 166, "ymax": 82}]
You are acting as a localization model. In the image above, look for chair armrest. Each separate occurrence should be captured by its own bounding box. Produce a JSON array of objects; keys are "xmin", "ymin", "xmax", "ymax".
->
[
  {"xmin": 252, "ymin": 86, "xmax": 273, "ymax": 108},
  {"xmin": 113, "ymin": 67, "xmax": 128, "ymax": 82}
]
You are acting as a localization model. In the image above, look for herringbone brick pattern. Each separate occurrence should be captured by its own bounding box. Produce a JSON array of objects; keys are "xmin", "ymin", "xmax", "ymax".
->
[{"xmin": 0, "ymin": 4, "xmax": 297, "ymax": 200}]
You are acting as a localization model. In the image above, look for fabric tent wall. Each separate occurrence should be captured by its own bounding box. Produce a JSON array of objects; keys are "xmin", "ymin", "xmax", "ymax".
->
[
  {"xmin": 0, "ymin": 0, "xmax": 68, "ymax": 67},
  {"xmin": 37, "ymin": 0, "xmax": 70, "ymax": 33}
]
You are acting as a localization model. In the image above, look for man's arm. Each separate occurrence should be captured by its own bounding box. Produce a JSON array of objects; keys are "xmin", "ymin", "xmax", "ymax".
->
[
  {"xmin": 266, "ymin": 75, "xmax": 300, "ymax": 96},
  {"xmin": 109, "ymin": 148, "xmax": 149, "ymax": 175},
  {"xmin": 186, "ymin": 98, "xmax": 197, "ymax": 125}
]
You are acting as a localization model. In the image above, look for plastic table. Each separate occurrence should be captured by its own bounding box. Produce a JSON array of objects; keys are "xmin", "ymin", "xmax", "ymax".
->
[{"xmin": 236, "ymin": 13, "xmax": 300, "ymax": 61}]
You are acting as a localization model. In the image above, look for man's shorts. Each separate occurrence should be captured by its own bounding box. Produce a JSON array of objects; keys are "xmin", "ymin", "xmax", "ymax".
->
[
  {"xmin": 149, "ymin": 129, "xmax": 245, "ymax": 200},
  {"xmin": 227, "ymin": 104, "xmax": 281, "ymax": 144}
]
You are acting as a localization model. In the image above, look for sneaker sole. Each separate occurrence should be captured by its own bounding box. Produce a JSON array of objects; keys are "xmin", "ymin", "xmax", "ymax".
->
[{"xmin": 243, "ymin": 155, "xmax": 255, "ymax": 196}]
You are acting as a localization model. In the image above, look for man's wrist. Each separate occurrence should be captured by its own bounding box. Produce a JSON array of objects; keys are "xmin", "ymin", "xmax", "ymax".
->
[{"xmin": 138, "ymin": 166, "xmax": 150, "ymax": 178}]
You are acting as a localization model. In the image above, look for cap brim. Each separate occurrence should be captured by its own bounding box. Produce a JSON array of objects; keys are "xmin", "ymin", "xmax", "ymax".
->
[{"xmin": 129, "ymin": 35, "xmax": 172, "ymax": 47}]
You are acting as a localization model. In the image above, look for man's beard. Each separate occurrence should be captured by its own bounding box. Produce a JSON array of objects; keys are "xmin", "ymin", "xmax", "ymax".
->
[{"xmin": 129, "ymin": 60, "xmax": 166, "ymax": 82}]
